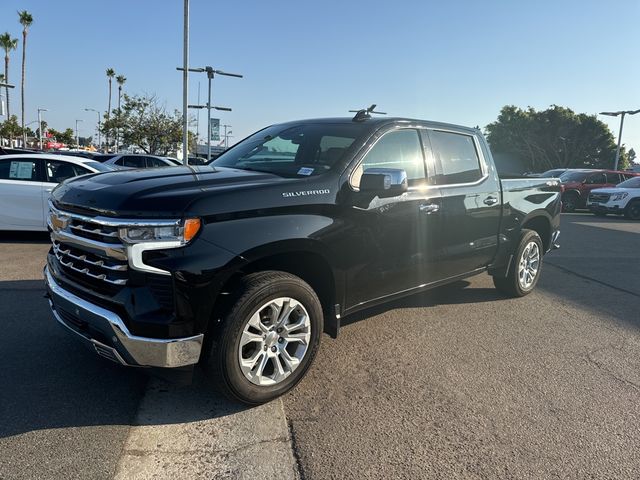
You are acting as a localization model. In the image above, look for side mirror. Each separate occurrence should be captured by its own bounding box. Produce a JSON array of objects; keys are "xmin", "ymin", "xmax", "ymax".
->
[{"xmin": 359, "ymin": 168, "xmax": 408, "ymax": 198}]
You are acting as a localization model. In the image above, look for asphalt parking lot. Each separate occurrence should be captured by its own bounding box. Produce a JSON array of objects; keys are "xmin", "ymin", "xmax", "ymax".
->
[{"xmin": 1, "ymin": 213, "xmax": 639, "ymax": 479}]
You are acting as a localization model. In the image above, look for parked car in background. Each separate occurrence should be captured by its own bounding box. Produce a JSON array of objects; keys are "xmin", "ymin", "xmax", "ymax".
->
[
  {"xmin": 91, "ymin": 153, "xmax": 118, "ymax": 162},
  {"xmin": 103, "ymin": 154, "xmax": 181, "ymax": 169},
  {"xmin": 525, "ymin": 168, "xmax": 568, "ymax": 178},
  {"xmin": 1, "ymin": 147, "xmax": 42, "ymax": 156},
  {"xmin": 0, "ymin": 154, "xmax": 115, "ymax": 231},
  {"xmin": 559, "ymin": 169, "xmax": 638, "ymax": 212},
  {"xmin": 587, "ymin": 176, "xmax": 640, "ymax": 220}
]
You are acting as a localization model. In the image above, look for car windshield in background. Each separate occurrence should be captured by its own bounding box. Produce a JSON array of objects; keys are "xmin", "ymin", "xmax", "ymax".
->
[
  {"xmin": 559, "ymin": 171, "xmax": 590, "ymax": 182},
  {"xmin": 85, "ymin": 161, "xmax": 117, "ymax": 172},
  {"xmin": 541, "ymin": 169, "xmax": 566, "ymax": 177},
  {"xmin": 212, "ymin": 123, "xmax": 366, "ymax": 177},
  {"xmin": 617, "ymin": 177, "xmax": 640, "ymax": 188}
]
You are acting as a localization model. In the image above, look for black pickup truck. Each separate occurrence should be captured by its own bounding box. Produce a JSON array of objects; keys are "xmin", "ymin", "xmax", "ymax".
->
[{"xmin": 44, "ymin": 114, "xmax": 561, "ymax": 404}]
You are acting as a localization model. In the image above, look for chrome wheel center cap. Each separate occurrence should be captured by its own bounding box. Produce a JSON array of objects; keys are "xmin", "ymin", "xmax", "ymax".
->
[{"xmin": 265, "ymin": 331, "xmax": 279, "ymax": 348}]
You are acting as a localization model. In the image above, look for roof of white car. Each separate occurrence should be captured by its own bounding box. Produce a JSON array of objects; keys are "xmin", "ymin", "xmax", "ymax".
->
[{"xmin": 0, "ymin": 153, "xmax": 99, "ymax": 166}]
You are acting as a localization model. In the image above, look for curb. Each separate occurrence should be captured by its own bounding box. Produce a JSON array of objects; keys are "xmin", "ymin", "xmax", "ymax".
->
[{"xmin": 114, "ymin": 375, "xmax": 299, "ymax": 479}]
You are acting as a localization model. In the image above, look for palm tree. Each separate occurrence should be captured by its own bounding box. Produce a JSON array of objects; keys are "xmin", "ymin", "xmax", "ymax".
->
[
  {"xmin": 115, "ymin": 75, "xmax": 126, "ymax": 152},
  {"xmin": 106, "ymin": 67, "xmax": 115, "ymax": 149},
  {"xmin": 0, "ymin": 32, "xmax": 18, "ymax": 119},
  {"xmin": 18, "ymin": 10, "xmax": 33, "ymax": 146}
]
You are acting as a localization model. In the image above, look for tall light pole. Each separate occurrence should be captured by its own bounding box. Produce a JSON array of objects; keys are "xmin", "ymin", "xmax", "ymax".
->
[
  {"xmin": 177, "ymin": 66, "xmax": 242, "ymax": 162},
  {"xmin": 75, "ymin": 119, "xmax": 83, "ymax": 148},
  {"xmin": 84, "ymin": 108, "xmax": 101, "ymax": 150},
  {"xmin": 37, "ymin": 108, "xmax": 47, "ymax": 150},
  {"xmin": 181, "ymin": 0, "xmax": 190, "ymax": 164},
  {"xmin": 222, "ymin": 124, "xmax": 232, "ymax": 148},
  {"xmin": 600, "ymin": 109, "xmax": 640, "ymax": 170}
]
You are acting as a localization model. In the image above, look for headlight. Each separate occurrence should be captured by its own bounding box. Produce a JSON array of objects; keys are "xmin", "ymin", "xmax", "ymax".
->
[
  {"xmin": 611, "ymin": 192, "xmax": 628, "ymax": 201},
  {"xmin": 119, "ymin": 218, "xmax": 201, "ymax": 245}
]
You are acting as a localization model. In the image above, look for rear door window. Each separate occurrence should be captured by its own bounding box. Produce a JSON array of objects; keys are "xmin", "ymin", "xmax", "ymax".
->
[
  {"xmin": 121, "ymin": 156, "xmax": 146, "ymax": 168},
  {"xmin": 428, "ymin": 130, "xmax": 483, "ymax": 185},
  {"xmin": 605, "ymin": 172, "xmax": 621, "ymax": 184}
]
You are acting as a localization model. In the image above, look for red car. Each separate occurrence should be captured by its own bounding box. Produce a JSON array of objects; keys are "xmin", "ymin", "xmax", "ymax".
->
[{"xmin": 560, "ymin": 169, "xmax": 639, "ymax": 212}]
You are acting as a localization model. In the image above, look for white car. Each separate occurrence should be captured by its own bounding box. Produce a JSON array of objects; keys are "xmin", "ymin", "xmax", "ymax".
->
[
  {"xmin": 0, "ymin": 154, "xmax": 115, "ymax": 231},
  {"xmin": 587, "ymin": 176, "xmax": 640, "ymax": 220}
]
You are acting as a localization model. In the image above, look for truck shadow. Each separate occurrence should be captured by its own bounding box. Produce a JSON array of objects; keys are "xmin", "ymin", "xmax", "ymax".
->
[
  {"xmin": 0, "ymin": 279, "xmax": 247, "ymax": 440},
  {"xmin": 0, "ymin": 231, "xmax": 51, "ymax": 244}
]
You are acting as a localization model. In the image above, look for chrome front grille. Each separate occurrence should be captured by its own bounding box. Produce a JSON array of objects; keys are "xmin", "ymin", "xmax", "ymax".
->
[
  {"xmin": 589, "ymin": 192, "xmax": 611, "ymax": 203},
  {"xmin": 53, "ymin": 241, "xmax": 128, "ymax": 286},
  {"xmin": 68, "ymin": 218, "xmax": 121, "ymax": 244}
]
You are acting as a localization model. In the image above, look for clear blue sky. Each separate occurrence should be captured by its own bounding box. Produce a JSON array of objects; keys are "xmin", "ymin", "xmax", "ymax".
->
[{"xmin": 1, "ymin": 0, "xmax": 639, "ymax": 157}]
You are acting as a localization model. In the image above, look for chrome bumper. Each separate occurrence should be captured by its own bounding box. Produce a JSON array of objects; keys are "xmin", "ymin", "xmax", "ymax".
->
[{"xmin": 44, "ymin": 266, "xmax": 203, "ymax": 368}]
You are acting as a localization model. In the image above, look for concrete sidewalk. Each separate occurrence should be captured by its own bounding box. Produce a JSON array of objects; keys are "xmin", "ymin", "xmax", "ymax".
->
[{"xmin": 115, "ymin": 374, "xmax": 299, "ymax": 480}]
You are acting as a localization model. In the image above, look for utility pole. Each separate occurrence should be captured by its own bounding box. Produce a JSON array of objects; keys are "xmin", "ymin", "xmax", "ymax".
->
[
  {"xmin": 37, "ymin": 107, "xmax": 47, "ymax": 150},
  {"xmin": 84, "ymin": 108, "xmax": 101, "ymax": 150},
  {"xmin": 75, "ymin": 119, "xmax": 83, "ymax": 148},
  {"xmin": 177, "ymin": 66, "xmax": 242, "ymax": 162},
  {"xmin": 600, "ymin": 109, "xmax": 640, "ymax": 170},
  {"xmin": 181, "ymin": 0, "xmax": 190, "ymax": 164}
]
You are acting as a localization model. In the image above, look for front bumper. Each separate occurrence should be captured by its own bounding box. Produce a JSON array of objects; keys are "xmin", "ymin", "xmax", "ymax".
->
[
  {"xmin": 44, "ymin": 265, "xmax": 203, "ymax": 368},
  {"xmin": 587, "ymin": 203, "xmax": 624, "ymax": 214}
]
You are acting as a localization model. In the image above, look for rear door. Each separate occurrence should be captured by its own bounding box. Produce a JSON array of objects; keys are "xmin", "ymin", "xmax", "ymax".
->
[
  {"xmin": 0, "ymin": 157, "xmax": 47, "ymax": 229},
  {"xmin": 425, "ymin": 129, "xmax": 501, "ymax": 278}
]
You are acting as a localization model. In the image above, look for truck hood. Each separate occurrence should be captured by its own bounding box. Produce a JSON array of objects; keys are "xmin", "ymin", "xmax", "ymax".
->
[{"xmin": 51, "ymin": 166, "xmax": 296, "ymax": 218}]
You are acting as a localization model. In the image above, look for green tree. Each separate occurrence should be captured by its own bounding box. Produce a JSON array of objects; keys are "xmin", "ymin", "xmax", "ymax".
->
[
  {"xmin": 101, "ymin": 93, "xmax": 185, "ymax": 155},
  {"xmin": 0, "ymin": 32, "xmax": 18, "ymax": 120},
  {"xmin": 485, "ymin": 105, "xmax": 622, "ymax": 172},
  {"xmin": 18, "ymin": 10, "xmax": 33, "ymax": 145},
  {"xmin": 0, "ymin": 114, "xmax": 23, "ymax": 139},
  {"xmin": 47, "ymin": 127, "xmax": 75, "ymax": 146}
]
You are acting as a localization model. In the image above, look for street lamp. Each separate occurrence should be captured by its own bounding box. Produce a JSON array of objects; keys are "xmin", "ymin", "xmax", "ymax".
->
[
  {"xmin": 37, "ymin": 108, "xmax": 47, "ymax": 150},
  {"xmin": 599, "ymin": 109, "xmax": 640, "ymax": 170},
  {"xmin": 177, "ymin": 66, "xmax": 242, "ymax": 162},
  {"xmin": 75, "ymin": 119, "xmax": 83, "ymax": 148},
  {"xmin": 222, "ymin": 124, "xmax": 233, "ymax": 148},
  {"xmin": 85, "ymin": 108, "xmax": 101, "ymax": 150}
]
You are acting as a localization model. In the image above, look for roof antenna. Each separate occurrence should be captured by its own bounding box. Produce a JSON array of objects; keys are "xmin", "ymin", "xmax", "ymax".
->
[{"xmin": 349, "ymin": 104, "xmax": 387, "ymax": 122}]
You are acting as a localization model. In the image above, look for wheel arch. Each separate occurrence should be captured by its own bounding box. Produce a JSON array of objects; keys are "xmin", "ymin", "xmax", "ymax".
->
[
  {"xmin": 210, "ymin": 241, "xmax": 341, "ymax": 339},
  {"xmin": 521, "ymin": 213, "xmax": 552, "ymax": 251}
]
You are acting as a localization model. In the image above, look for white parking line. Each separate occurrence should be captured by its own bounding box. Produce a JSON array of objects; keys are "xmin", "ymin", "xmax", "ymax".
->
[{"xmin": 114, "ymin": 375, "xmax": 299, "ymax": 480}]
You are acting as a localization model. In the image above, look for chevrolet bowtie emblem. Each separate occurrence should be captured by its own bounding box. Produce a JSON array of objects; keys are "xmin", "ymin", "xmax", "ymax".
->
[{"xmin": 50, "ymin": 213, "xmax": 69, "ymax": 231}]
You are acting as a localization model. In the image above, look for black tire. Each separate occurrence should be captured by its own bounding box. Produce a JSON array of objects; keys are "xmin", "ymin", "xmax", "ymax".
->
[
  {"xmin": 204, "ymin": 271, "xmax": 323, "ymax": 405},
  {"xmin": 493, "ymin": 229, "xmax": 544, "ymax": 298},
  {"xmin": 562, "ymin": 192, "xmax": 579, "ymax": 213},
  {"xmin": 624, "ymin": 200, "xmax": 640, "ymax": 220}
]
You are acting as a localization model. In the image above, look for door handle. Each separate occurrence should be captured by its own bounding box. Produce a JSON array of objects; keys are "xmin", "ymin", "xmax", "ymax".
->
[
  {"xmin": 45, "ymin": 188, "xmax": 53, "ymax": 193},
  {"xmin": 419, "ymin": 203, "xmax": 439, "ymax": 214},
  {"xmin": 483, "ymin": 196, "xmax": 498, "ymax": 206}
]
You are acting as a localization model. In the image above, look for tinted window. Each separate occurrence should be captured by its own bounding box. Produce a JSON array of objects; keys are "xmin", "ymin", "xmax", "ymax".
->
[
  {"xmin": 605, "ymin": 173, "xmax": 621, "ymax": 184},
  {"xmin": 586, "ymin": 173, "xmax": 606, "ymax": 184},
  {"xmin": 122, "ymin": 156, "xmax": 146, "ymax": 168},
  {"xmin": 0, "ymin": 159, "xmax": 39, "ymax": 181},
  {"xmin": 357, "ymin": 129, "xmax": 425, "ymax": 183},
  {"xmin": 84, "ymin": 161, "xmax": 114, "ymax": 172},
  {"xmin": 429, "ymin": 130, "xmax": 482, "ymax": 185},
  {"xmin": 560, "ymin": 171, "xmax": 590, "ymax": 182},
  {"xmin": 45, "ymin": 160, "xmax": 87, "ymax": 183},
  {"xmin": 147, "ymin": 157, "xmax": 169, "ymax": 168}
]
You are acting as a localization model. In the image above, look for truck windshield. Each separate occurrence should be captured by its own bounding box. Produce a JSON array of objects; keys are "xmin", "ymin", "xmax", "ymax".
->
[
  {"xmin": 617, "ymin": 177, "xmax": 640, "ymax": 188},
  {"xmin": 212, "ymin": 123, "xmax": 367, "ymax": 177}
]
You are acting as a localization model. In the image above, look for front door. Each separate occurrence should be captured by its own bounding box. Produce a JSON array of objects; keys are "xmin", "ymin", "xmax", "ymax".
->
[{"xmin": 344, "ymin": 128, "xmax": 442, "ymax": 308}]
